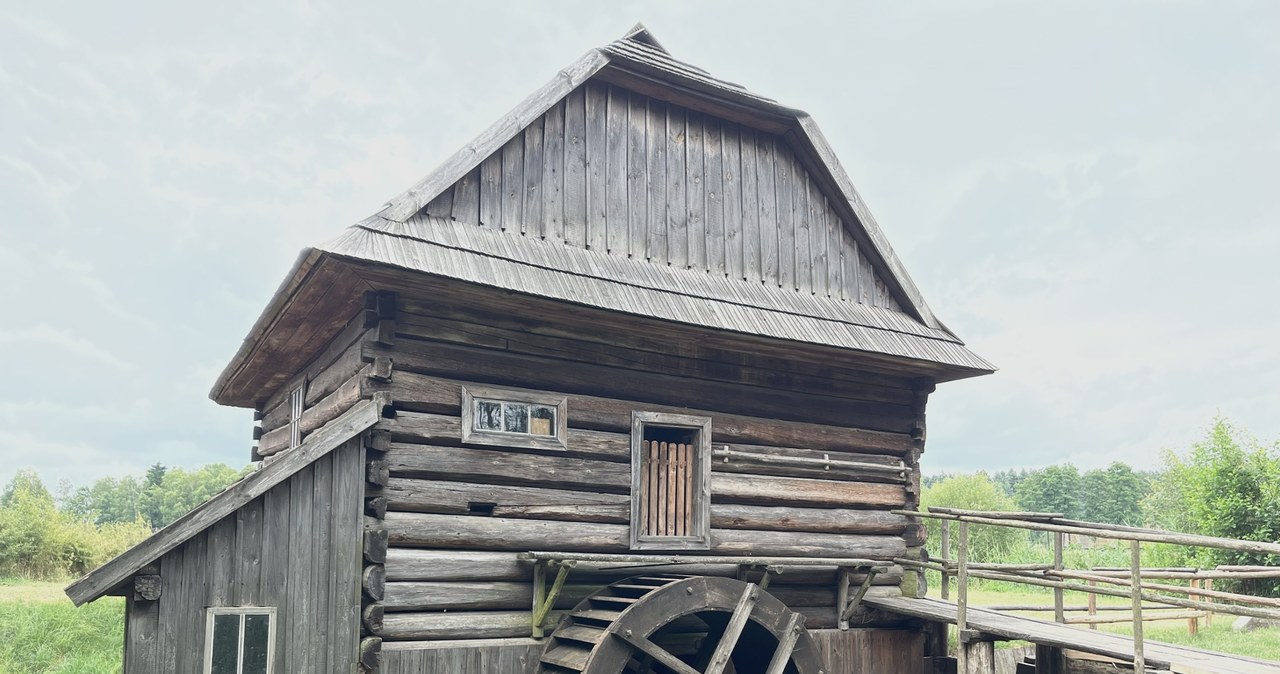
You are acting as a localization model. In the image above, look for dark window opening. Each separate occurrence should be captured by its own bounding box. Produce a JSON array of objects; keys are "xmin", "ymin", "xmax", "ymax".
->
[{"xmin": 468, "ymin": 501, "xmax": 496, "ymax": 516}]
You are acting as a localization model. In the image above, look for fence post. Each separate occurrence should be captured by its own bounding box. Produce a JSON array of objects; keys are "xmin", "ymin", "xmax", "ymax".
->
[
  {"xmin": 1053, "ymin": 531, "xmax": 1065, "ymax": 623},
  {"xmin": 1188, "ymin": 579, "xmax": 1200, "ymax": 635},
  {"xmin": 957, "ymin": 521, "xmax": 970, "ymax": 674},
  {"xmin": 1131, "ymin": 540, "xmax": 1145, "ymax": 672},
  {"xmin": 941, "ymin": 519, "xmax": 951, "ymax": 601},
  {"xmin": 1087, "ymin": 579, "xmax": 1097, "ymax": 630},
  {"xmin": 1203, "ymin": 578, "xmax": 1214, "ymax": 626}
]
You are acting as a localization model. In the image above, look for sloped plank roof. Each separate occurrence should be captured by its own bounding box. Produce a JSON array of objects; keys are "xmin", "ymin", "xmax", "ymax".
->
[
  {"xmin": 317, "ymin": 216, "xmax": 995, "ymax": 373},
  {"xmin": 65, "ymin": 397, "xmax": 385, "ymax": 606}
]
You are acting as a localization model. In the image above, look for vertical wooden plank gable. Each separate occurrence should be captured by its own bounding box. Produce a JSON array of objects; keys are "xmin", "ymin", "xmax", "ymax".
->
[{"xmin": 409, "ymin": 84, "xmax": 910, "ymax": 311}]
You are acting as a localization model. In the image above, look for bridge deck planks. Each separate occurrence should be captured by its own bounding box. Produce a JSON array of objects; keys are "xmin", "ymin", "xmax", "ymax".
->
[{"xmin": 864, "ymin": 596, "xmax": 1280, "ymax": 674}]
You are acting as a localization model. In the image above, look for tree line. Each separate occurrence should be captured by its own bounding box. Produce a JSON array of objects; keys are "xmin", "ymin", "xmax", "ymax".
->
[
  {"xmin": 0, "ymin": 463, "xmax": 247, "ymax": 580},
  {"xmin": 921, "ymin": 418, "xmax": 1280, "ymax": 594}
]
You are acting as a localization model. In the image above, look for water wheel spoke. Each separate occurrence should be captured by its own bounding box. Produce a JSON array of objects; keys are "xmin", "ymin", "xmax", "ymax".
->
[
  {"xmin": 614, "ymin": 630, "xmax": 701, "ymax": 674},
  {"xmin": 763, "ymin": 612, "xmax": 805, "ymax": 674},
  {"xmin": 704, "ymin": 584, "xmax": 758, "ymax": 674}
]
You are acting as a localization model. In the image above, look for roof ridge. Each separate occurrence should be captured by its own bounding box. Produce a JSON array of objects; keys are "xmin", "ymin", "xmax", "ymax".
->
[{"xmin": 621, "ymin": 22, "xmax": 671, "ymax": 55}]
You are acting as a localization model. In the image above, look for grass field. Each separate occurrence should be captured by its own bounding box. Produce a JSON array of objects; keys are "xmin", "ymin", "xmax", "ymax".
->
[
  {"xmin": 0, "ymin": 578, "xmax": 122, "ymax": 674},
  {"xmin": 0, "ymin": 579, "xmax": 1276, "ymax": 672}
]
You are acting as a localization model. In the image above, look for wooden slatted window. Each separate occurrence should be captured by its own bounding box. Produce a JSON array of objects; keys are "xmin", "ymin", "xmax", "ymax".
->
[
  {"xmin": 630, "ymin": 412, "xmax": 711, "ymax": 550},
  {"xmin": 288, "ymin": 385, "xmax": 304, "ymax": 449}
]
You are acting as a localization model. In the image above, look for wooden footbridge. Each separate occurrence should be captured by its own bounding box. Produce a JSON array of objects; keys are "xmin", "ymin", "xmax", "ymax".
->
[
  {"xmin": 882, "ymin": 508, "xmax": 1280, "ymax": 674},
  {"xmin": 866, "ymin": 595, "xmax": 1280, "ymax": 673}
]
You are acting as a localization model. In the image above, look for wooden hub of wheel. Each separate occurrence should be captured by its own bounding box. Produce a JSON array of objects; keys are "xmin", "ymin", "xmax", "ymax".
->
[{"xmin": 537, "ymin": 575, "xmax": 824, "ymax": 674}]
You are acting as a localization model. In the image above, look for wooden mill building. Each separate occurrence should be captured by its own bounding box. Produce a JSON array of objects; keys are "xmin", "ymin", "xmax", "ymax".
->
[{"xmin": 67, "ymin": 25, "xmax": 994, "ymax": 674}]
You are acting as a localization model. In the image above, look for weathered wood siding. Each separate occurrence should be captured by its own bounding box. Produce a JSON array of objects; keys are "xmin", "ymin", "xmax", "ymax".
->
[
  {"xmin": 362, "ymin": 292, "xmax": 929, "ymax": 647},
  {"xmin": 122, "ymin": 440, "xmax": 364, "ymax": 674},
  {"xmin": 422, "ymin": 81, "xmax": 900, "ymax": 307}
]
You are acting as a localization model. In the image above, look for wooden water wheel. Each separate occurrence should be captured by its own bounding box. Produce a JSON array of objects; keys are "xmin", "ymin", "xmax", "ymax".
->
[{"xmin": 536, "ymin": 574, "xmax": 825, "ymax": 674}]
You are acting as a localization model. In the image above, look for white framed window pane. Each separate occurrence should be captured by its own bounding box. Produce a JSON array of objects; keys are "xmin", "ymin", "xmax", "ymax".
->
[
  {"xmin": 475, "ymin": 401, "xmax": 502, "ymax": 431},
  {"xmin": 210, "ymin": 614, "xmax": 241, "ymax": 674},
  {"xmin": 241, "ymin": 613, "xmax": 271, "ymax": 674},
  {"xmin": 503, "ymin": 403, "xmax": 529, "ymax": 433},
  {"xmin": 529, "ymin": 405, "xmax": 555, "ymax": 436}
]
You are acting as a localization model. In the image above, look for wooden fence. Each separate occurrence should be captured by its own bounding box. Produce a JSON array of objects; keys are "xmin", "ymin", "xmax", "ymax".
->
[{"xmin": 893, "ymin": 507, "xmax": 1280, "ymax": 673}]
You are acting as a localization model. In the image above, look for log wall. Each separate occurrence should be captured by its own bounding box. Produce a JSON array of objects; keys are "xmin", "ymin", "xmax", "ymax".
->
[
  {"xmin": 362, "ymin": 291, "xmax": 931, "ymax": 649},
  {"xmin": 122, "ymin": 439, "xmax": 364, "ymax": 674}
]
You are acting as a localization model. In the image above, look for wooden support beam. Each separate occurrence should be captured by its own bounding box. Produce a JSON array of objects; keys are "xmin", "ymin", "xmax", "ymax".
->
[
  {"xmin": 1053, "ymin": 532, "xmax": 1064, "ymax": 624},
  {"xmin": 614, "ymin": 631, "xmax": 701, "ymax": 674},
  {"xmin": 840, "ymin": 568, "xmax": 878, "ymax": 622},
  {"xmin": 1130, "ymin": 540, "xmax": 1144, "ymax": 673},
  {"xmin": 532, "ymin": 563, "xmax": 572, "ymax": 636}
]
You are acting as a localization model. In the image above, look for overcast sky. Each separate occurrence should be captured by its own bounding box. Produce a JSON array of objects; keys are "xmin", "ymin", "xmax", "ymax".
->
[{"xmin": 2, "ymin": 1, "xmax": 1277, "ymax": 489}]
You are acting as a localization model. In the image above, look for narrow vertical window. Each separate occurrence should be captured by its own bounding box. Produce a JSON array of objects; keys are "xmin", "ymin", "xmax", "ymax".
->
[
  {"xmin": 630, "ymin": 412, "xmax": 711, "ymax": 550},
  {"xmin": 204, "ymin": 607, "xmax": 275, "ymax": 674},
  {"xmin": 288, "ymin": 385, "xmax": 304, "ymax": 449}
]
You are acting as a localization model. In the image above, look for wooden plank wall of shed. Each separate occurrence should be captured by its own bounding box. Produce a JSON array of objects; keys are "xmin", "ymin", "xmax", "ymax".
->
[
  {"xmin": 362, "ymin": 292, "xmax": 930, "ymax": 644},
  {"xmin": 421, "ymin": 81, "xmax": 901, "ymax": 309},
  {"xmin": 122, "ymin": 440, "xmax": 364, "ymax": 674}
]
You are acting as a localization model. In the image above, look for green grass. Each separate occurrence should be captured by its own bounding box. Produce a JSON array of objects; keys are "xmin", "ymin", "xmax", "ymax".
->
[{"xmin": 0, "ymin": 580, "xmax": 123, "ymax": 674}]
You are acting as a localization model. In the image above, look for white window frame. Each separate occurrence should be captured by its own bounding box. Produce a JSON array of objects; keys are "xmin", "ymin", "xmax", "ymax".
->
[
  {"xmin": 629, "ymin": 411, "xmax": 712, "ymax": 551},
  {"xmin": 203, "ymin": 606, "xmax": 276, "ymax": 674},
  {"xmin": 288, "ymin": 384, "xmax": 305, "ymax": 449},
  {"xmin": 460, "ymin": 384, "xmax": 568, "ymax": 451}
]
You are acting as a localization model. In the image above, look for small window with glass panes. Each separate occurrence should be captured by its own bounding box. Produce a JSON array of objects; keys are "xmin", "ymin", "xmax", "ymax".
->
[
  {"xmin": 204, "ymin": 607, "xmax": 274, "ymax": 674},
  {"xmin": 461, "ymin": 385, "xmax": 568, "ymax": 450}
]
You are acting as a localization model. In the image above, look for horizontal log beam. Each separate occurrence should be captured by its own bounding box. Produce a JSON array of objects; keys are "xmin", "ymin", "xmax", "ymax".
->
[
  {"xmin": 381, "ymin": 512, "xmax": 906, "ymax": 559},
  {"xmin": 378, "ymin": 370, "xmax": 914, "ymax": 456},
  {"xmin": 384, "ymin": 444, "xmax": 905, "ymax": 508}
]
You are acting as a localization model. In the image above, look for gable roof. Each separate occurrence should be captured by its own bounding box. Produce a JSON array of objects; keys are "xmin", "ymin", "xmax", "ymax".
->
[
  {"xmin": 65, "ymin": 397, "xmax": 385, "ymax": 606},
  {"xmin": 210, "ymin": 26, "xmax": 994, "ymax": 406}
]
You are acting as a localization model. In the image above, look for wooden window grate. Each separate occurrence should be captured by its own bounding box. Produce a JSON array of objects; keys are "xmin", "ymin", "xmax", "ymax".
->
[
  {"xmin": 640, "ymin": 440, "xmax": 694, "ymax": 537},
  {"xmin": 630, "ymin": 412, "xmax": 712, "ymax": 550},
  {"xmin": 288, "ymin": 385, "xmax": 304, "ymax": 450}
]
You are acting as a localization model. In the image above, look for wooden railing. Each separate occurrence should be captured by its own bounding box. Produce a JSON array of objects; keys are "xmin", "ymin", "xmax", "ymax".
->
[{"xmin": 893, "ymin": 507, "xmax": 1280, "ymax": 673}]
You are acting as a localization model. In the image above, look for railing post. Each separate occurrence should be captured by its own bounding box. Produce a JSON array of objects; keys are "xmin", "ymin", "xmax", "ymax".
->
[
  {"xmin": 1087, "ymin": 579, "xmax": 1097, "ymax": 630},
  {"xmin": 1188, "ymin": 579, "xmax": 1200, "ymax": 635},
  {"xmin": 957, "ymin": 521, "xmax": 970, "ymax": 674},
  {"xmin": 941, "ymin": 519, "xmax": 951, "ymax": 601},
  {"xmin": 1053, "ymin": 531, "xmax": 1065, "ymax": 623},
  {"xmin": 1131, "ymin": 540, "xmax": 1145, "ymax": 672},
  {"xmin": 1204, "ymin": 578, "xmax": 1214, "ymax": 626}
]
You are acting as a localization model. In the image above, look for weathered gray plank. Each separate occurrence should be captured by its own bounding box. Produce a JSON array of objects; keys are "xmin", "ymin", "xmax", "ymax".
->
[
  {"xmin": 206, "ymin": 514, "xmax": 235, "ymax": 608},
  {"xmin": 500, "ymin": 135, "xmax": 524, "ymax": 233},
  {"xmin": 686, "ymin": 111, "xmax": 706, "ymax": 271},
  {"xmin": 666, "ymin": 105, "xmax": 687, "ymax": 268},
  {"xmin": 288, "ymin": 459, "xmax": 315, "ymax": 672},
  {"xmin": 124, "ymin": 595, "xmax": 160, "ymax": 672},
  {"xmin": 478, "ymin": 152, "xmax": 502, "ymax": 229},
  {"xmin": 261, "ymin": 475, "xmax": 290, "ymax": 674},
  {"xmin": 451, "ymin": 168, "xmax": 480, "ymax": 224},
  {"xmin": 626, "ymin": 91, "xmax": 648, "ymax": 258},
  {"xmin": 310, "ymin": 450, "xmax": 334, "ymax": 671},
  {"xmin": 177, "ymin": 534, "xmax": 205, "ymax": 674},
  {"xmin": 235, "ymin": 501, "xmax": 262, "ymax": 606},
  {"xmin": 758, "ymin": 134, "xmax": 779, "ymax": 286},
  {"xmin": 521, "ymin": 115, "xmax": 543, "ymax": 237},
  {"xmin": 540, "ymin": 99, "xmax": 564, "ymax": 242},
  {"xmin": 705, "ymin": 119, "xmax": 726, "ymax": 276},
  {"xmin": 739, "ymin": 128, "xmax": 759, "ymax": 282},
  {"xmin": 584, "ymin": 81, "xmax": 608, "ymax": 252},
  {"xmin": 605, "ymin": 84, "xmax": 629, "ymax": 255},
  {"xmin": 562, "ymin": 86, "xmax": 587, "ymax": 247},
  {"xmin": 331, "ymin": 439, "xmax": 364, "ymax": 672},
  {"xmin": 645, "ymin": 98, "xmax": 667, "ymax": 261},
  {"xmin": 722, "ymin": 124, "xmax": 742, "ymax": 280},
  {"xmin": 155, "ymin": 546, "xmax": 180, "ymax": 673},
  {"xmin": 776, "ymin": 147, "xmax": 796, "ymax": 291}
]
